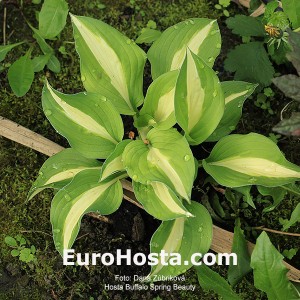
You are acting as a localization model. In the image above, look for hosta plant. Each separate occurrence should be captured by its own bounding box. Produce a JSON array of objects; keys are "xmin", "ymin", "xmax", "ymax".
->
[{"xmin": 29, "ymin": 14, "xmax": 300, "ymax": 281}]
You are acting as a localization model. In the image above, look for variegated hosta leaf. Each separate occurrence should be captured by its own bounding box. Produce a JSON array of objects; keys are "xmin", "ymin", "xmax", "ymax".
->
[
  {"xmin": 174, "ymin": 50, "xmax": 224, "ymax": 145},
  {"xmin": 51, "ymin": 169, "xmax": 123, "ymax": 254},
  {"xmin": 148, "ymin": 18, "xmax": 221, "ymax": 79},
  {"xmin": 137, "ymin": 71, "xmax": 178, "ymax": 130},
  {"xmin": 133, "ymin": 181, "xmax": 193, "ymax": 220},
  {"xmin": 206, "ymin": 81, "xmax": 257, "ymax": 142},
  {"xmin": 42, "ymin": 81, "xmax": 123, "ymax": 159},
  {"xmin": 100, "ymin": 139, "xmax": 132, "ymax": 180},
  {"xmin": 122, "ymin": 128, "xmax": 195, "ymax": 201},
  {"xmin": 71, "ymin": 14, "xmax": 146, "ymax": 115},
  {"xmin": 28, "ymin": 148, "xmax": 102, "ymax": 201},
  {"xmin": 147, "ymin": 201, "xmax": 212, "ymax": 280},
  {"xmin": 203, "ymin": 133, "xmax": 300, "ymax": 187}
]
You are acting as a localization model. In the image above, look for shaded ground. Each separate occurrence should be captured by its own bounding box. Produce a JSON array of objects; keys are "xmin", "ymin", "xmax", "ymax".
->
[{"xmin": 0, "ymin": 0, "xmax": 299, "ymax": 299}]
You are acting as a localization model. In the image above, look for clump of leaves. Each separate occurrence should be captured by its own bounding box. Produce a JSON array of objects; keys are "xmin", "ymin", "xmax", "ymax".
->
[
  {"xmin": 4, "ymin": 235, "xmax": 37, "ymax": 263},
  {"xmin": 1, "ymin": 0, "xmax": 68, "ymax": 97},
  {"xmin": 225, "ymin": 0, "xmax": 299, "ymax": 87},
  {"xmin": 273, "ymin": 31, "xmax": 300, "ymax": 136},
  {"xmin": 135, "ymin": 20, "xmax": 162, "ymax": 44},
  {"xmin": 215, "ymin": 0, "xmax": 231, "ymax": 17},
  {"xmin": 27, "ymin": 13, "xmax": 300, "ymax": 292}
]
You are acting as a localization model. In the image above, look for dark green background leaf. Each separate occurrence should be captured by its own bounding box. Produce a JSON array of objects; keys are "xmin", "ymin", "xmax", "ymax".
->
[
  {"xmin": 251, "ymin": 232, "xmax": 299, "ymax": 300},
  {"xmin": 197, "ymin": 264, "xmax": 242, "ymax": 300},
  {"xmin": 228, "ymin": 225, "xmax": 251, "ymax": 286},
  {"xmin": 226, "ymin": 15, "xmax": 265, "ymax": 37},
  {"xmin": 225, "ymin": 42, "xmax": 275, "ymax": 87},
  {"xmin": 39, "ymin": 0, "xmax": 69, "ymax": 39},
  {"xmin": 272, "ymin": 75, "xmax": 300, "ymax": 102},
  {"xmin": 7, "ymin": 52, "xmax": 34, "ymax": 97}
]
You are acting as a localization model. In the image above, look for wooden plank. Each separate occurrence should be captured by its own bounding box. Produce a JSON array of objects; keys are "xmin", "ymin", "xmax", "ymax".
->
[{"xmin": 0, "ymin": 115, "xmax": 299, "ymax": 282}]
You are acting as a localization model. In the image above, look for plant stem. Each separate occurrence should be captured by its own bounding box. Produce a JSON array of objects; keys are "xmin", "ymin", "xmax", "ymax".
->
[{"xmin": 253, "ymin": 226, "xmax": 300, "ymax": 237}]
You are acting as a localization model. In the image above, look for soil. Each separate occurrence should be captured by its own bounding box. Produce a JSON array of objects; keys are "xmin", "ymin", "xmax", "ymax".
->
[{"xmin": 0, "ymin": 0, "xmax": 299, "ymax": 300}]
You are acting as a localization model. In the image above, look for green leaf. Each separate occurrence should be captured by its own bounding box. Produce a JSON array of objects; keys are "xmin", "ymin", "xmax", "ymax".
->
[
  {"xmin": 257, "ymin": 185, "xmax": 287, "ymax": 213},
  {"xmin": 19, "ymin": 248, "xmax": 33, "ymax": 262},
  {"xmin": 273, "ymin": 112, "xmax": 300, "ymax": 137},
  {"xmin": 233, "ymin": 186, "xmax": 256, "ymax": 208},
  {"xmin": 228, "ymin": 225, "xmax": 251, "ymax": 286},
  {"xmin": 100, "ymin": 140, "xmax": 132, "ymax": 180},
  {"xmin": 219, "ymin": 0, "xmax": 231, "ymax": 7},
  {"xmin": 282, "ymin": 248, "xmax": 298, "ymax": 260},
  {"xmin": 264, "ymin": 1, "xmax": 281, "ymax": 20},
  {"xmin": 7, "ymin": 51, "xmax": 34, "ymax": 97},
  {"xmin": 39, "ymin": 0, "xmax": 68, "ymax": 39},
  {"xmin": 5, "ymin": 236, "xmax": 18, "ymax": 247},
  {"xmin": 136, "ymin": 28, "xmax": 162, "ymax": 44},
  {"xmin": 203, "ymin": 133, "xmax": 300, "ymax": 187},
  {"xmin": 272, "ymin": 75, "xmax": 300, "ymax": 102},
  {"xmin": 32, "ymin": 54, "xmax": 51, "ymax": 72},
  {"xmin": 28, "ymin": 148, "xmax": 102, "ymax": 201},
  {"xmin": 47, "ymin": 55, "xmax": 61, "ymax": 73},
  {"xmin": 287, "ymin": 31, "xmax": 300, "ymax": 76},
  {"xmin": 31, "ymin": 26, "xmax": 61, "ymax": 73},
  {"xmin": 70, "ymin": 14, "xmax": 146, "ymax": 115},
  {"xmin": 31, "ymin": 26, "xmax": 54, "ymax": 54},
  {"xmin": 42, "ymin": 82, "xmax": 124, "ymax": 159},
  {"xmin": 196, "ymin": 264, "xmax": 242, "ymax": 300},
  {"xmin": 11, "ymin": 249, "xmax": 20, "ymax": 257},
  {"xmin": 223, "ymin": 9, "xmax": 230, "ymax": 17},
  {"xmin": 0, "ymin": 42, "xmax": 24, "ymax": 62},
  {"xmin": 174, "ymin": 50, "xmax": 224, "ymax": 145},
  {"xmin": 31, "ymin": 245, "xmax": 36, "ymax": 254},
  {"xmin": 251, "ymin": 231, "xmax": 299, "ymax": 300},
  {"xmin": 281, "ymin": 203, "xmax": 300, "ymax": 230},
  {"xmin": 122, "ymin": 128, "xmax": 195, "ymax": 201},
  {"xmin": 19, "ymin": 237, "xmax": 26, "ymax": 246},
  {"xmin": 148, "ymin": 18, "xmax": 221, "ymax": 79},
  {"xmin": 281, "ymin": 0, "xmax": 300, "ymax": 29},
  {"xmin": 224, "ymin": 42, "xmax": 275, "ymax": 87},
  {"xmin": 147, "ymin": 201, "xmax": 212, "ymax": 280},
  {"xmin": 51, "ymin": 169, "xmax": 123, "ymax": 254},
  {"xmin": 137, "ymin": 70, "xmax": 178, "ymax": 130},
  {"xmin": 206, "ymin": 81, "xmax": 257, "ymax": 142},
  {"xmin": 226, "ymin": 15, "xmax": 265, "ymax": 37},
  {"xmin": 133, "ymin": 181, "xmax": 193, "ymax": 220}
]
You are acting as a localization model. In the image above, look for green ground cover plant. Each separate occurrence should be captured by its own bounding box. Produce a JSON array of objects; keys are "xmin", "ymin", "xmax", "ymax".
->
[
  {"xmin": 225, "ymin": 0, "xmax": 300, "ymax": 87},
  {"xmin": 28, "ymin": 13, "xmax": 300, "ymax": 298},
  {"xmin": 0, "ymin": 0, "xmax": 68, "ymax": 96}
]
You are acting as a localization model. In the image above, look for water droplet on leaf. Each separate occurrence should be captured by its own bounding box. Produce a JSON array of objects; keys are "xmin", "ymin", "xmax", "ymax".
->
[
  {"xmin": 53, "ymin": 229, "xmax": 61, "ymax": 233},
  {"xmin": 81, "ymin": 75, "xmax": 86, "ymax": 82},
  {"xmin": 44, "ymin": 110, "xmax": 52, "ymax": 116},
  {"xmin": 64, "ymin": 194, "xmax": 71, "ymax": 201},
  {"xmin": 132, "ymin": 174, "xmax": 138, "ymax": 181},
  {"xmin": 248, "ymin": 177, "xmax": 257, "ymax": 184},
  {"xmin": 184, "ymin": 155, "xmax": 191, "ymax": 161}
]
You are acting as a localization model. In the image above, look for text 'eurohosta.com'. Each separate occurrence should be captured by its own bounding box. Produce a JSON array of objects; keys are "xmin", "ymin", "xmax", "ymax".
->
[{"xmin": 63, "ymin": 249, "xmax": 237, "ymax": 267}]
